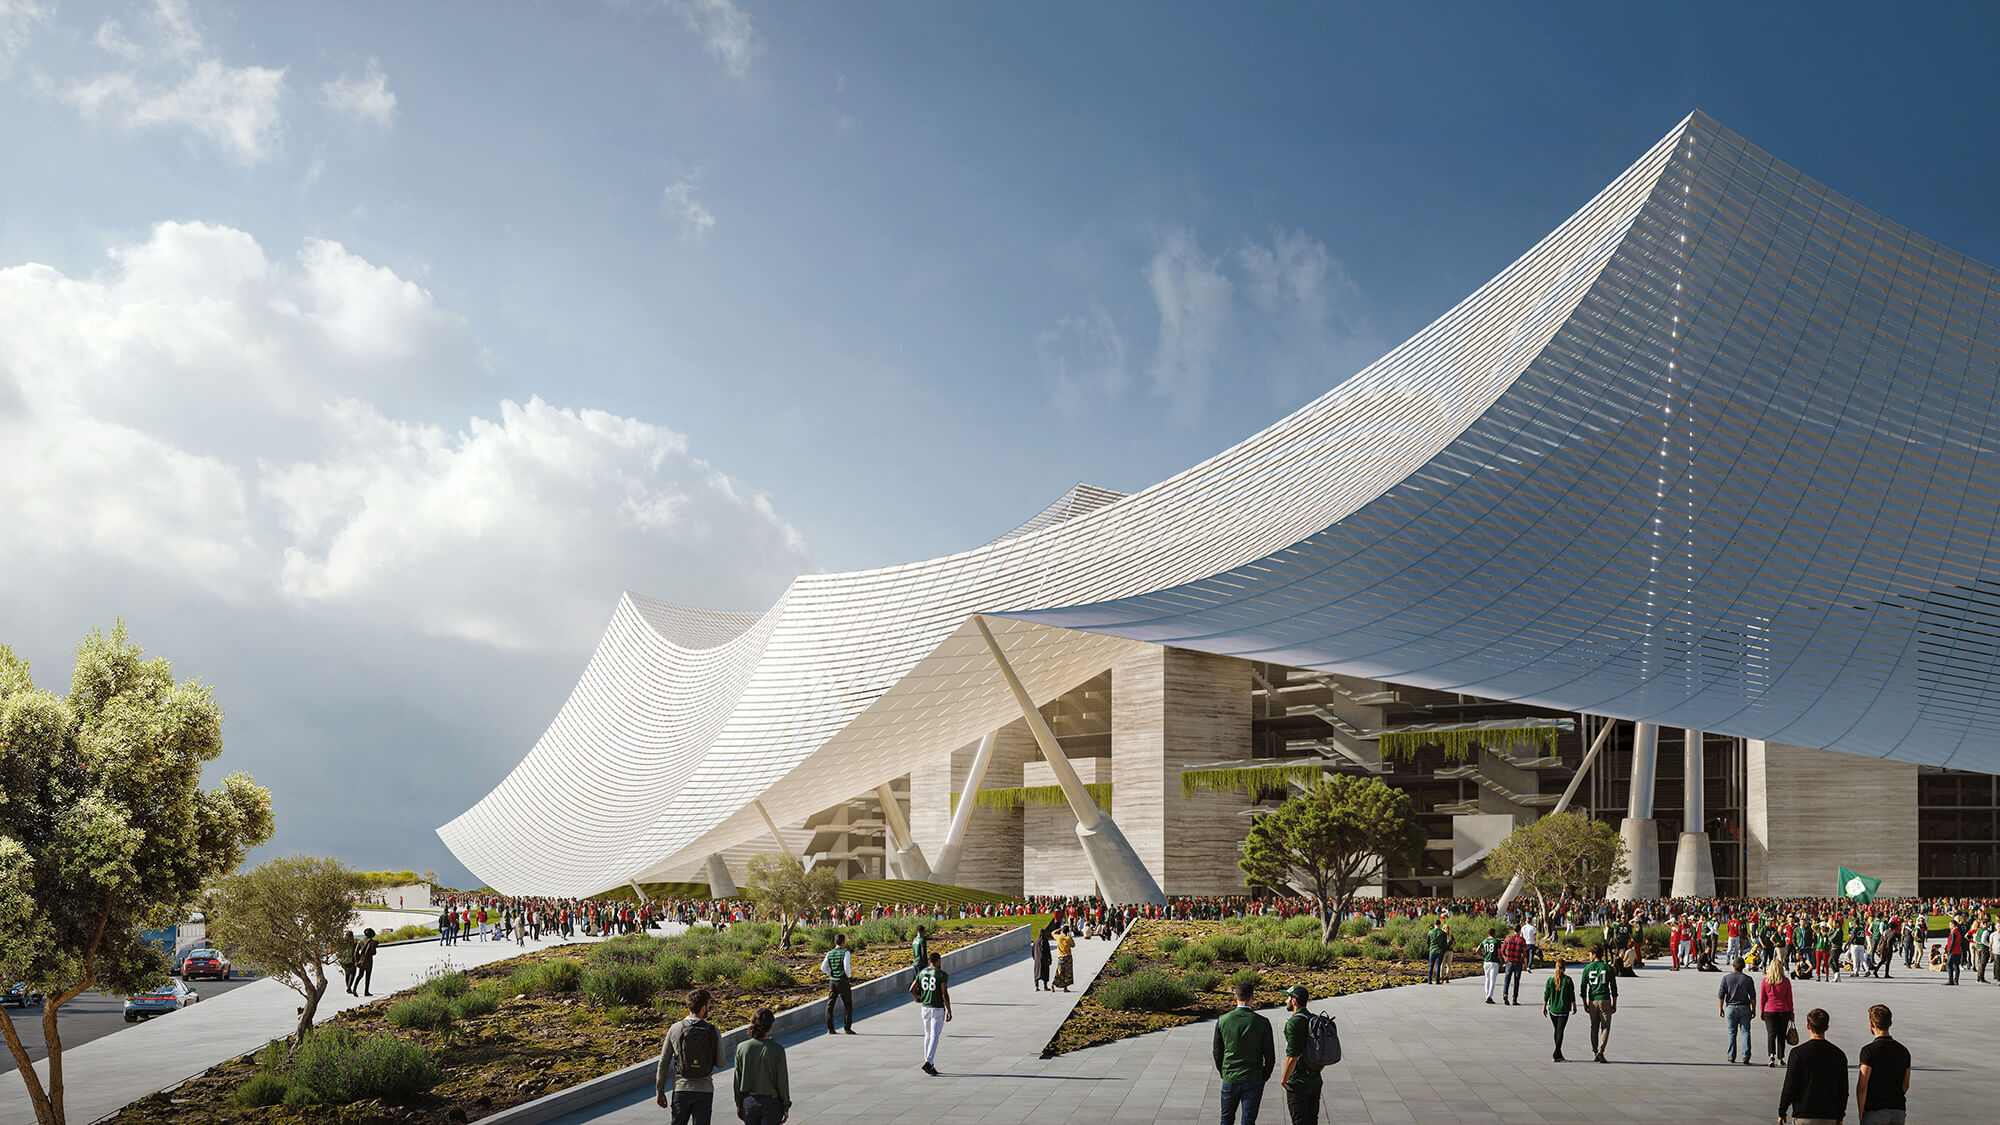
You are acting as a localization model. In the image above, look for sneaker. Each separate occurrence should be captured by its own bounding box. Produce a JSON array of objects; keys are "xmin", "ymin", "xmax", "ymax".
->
[
  {"xmin": 921, "ymin": 1063, "xmax": 938, "ymax": 1076},
  {"xmin": 1594, "ymin": 1053, "xmax": 1606, "ymax": 1063},
  {"xmin": 844, "ymin": 1028, "xmax": 855, "ymax": 1035},
  {"xmin": 1742, "ymin": 1058, "xmax": 1753, "ymax": 1066},
  {"xmin": 1485, "ymin": 998, "xmax": 1495, "ymax": 1005},
  {"xmin": 1552, "ymin": 1052, "xmax": 1565, "ymax": 1062}
]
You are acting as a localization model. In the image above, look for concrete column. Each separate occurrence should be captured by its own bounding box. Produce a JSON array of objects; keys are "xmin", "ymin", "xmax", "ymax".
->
[
  {"xmin": 1111, "ymin": 645, "xmax": 1255, "ymax": 896},
  {"xmin": 754, "ymin": 800, "xmax": 797, "ymax": 859},
  {"xmin": 1610, "ymin": 721, "xmax": 1660, "ymax": 900},
  {"xmin": 931, "ymin": 730, "xmax": 998, "ymax": 886},
  {"xmin": 875, "ymin": 782, "xmax": 932, "ymax": 882},
  {"xmin": 704, "ymin": 854, "xmax": 737, "ymax": 899},
  {"xmin": 1671, "ymin": 729, "xmax": 1715, "ymax": 897},
  {"xmin": 974, "ymin": 616, "xmax": 1166, "ymax": 905}
]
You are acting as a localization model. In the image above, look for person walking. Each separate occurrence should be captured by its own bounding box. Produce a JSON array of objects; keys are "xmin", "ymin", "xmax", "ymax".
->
[
  {"xmin": 655, "ymin": 988, "xmax": 721, "ymax": 1125},
  {"xmin": 821, "ymin": 933, "xmax": 855, "ymax": 1034},
  {"xmin": 1759, "ymin": 957, "xmax": 1795, "ymax": 1067},
  {"xmin": 732, "ymin": 1008, "xmax": 791, "ymax": 1125},
  {"xmin": 1031, "ymin": 922, "xmax": 1052, "ymax": 991},
  {"xmin": 1212, "ymin": 979, "xmax": 1275, "ymax": 1124},
  {"xmin": 1855, "ymin": 1004, "xmax": 1911, "ymax": 1125},
  {"xmin": 1053, "ymin": 925, "xmax": 1076, "ymax": 992},
  {"xmin": 1580, "ymin": 945, "xmax": 1617, "ymax": 1063},
  {"xmin": 1279, "ymin": 985, "xmax": 1322, "ymax": 1125},
  {"xmin": 1424, "ymin": 917, "xmax": 1451, "ymax": 985},
  {"xmin": 910, "ymin": 951, "xmax": 952, "ymax": 1075},
  {"xmin": 1521, "ymin": 916, "xmax": 1540, "ymax": 972},
  {"xmin": 1942, "ymin": 915, "xmax": 1969, "ymax": 985},
  {"xmin": 1501, "ymin": 924, "xmax": 1528, "ymax": 1005},
  {"xmin": 1719, "ymin": 956, "xmax": 1756, "ymax": 1065},
  {"xmin": 1479, "ymin": 927, "xmax": 1502, "ymax": 1004},
  {"xmin": 339, "ymin": 930, "xmax": 359, "ymax": 996},
  {"xmin": 1542, "ymin": 958, "xmax": 1576, "ymax": 1062},
  {"xmin": 352, "ymin": 928, "xmax": 378, "ymax": 997},
  {"xmin": 1777, "ymin": 1008, "xmax": 1846, "ymax": 1125},
  {"xmin": 911, "ymin": 924, "xmax": 929, "ymax": 970}
]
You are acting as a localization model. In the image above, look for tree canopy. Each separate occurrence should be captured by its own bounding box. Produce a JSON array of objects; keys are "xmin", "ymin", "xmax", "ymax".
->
[
  {"xmin": 210, "ymin": 855, "xmax": 362, "ymax": 1045},
  {"xmin": 1483, "ymin": 811, "xmax": 1629, "ymax": 927},
  {"xmin": 742, "ymin": 854, "xmax": 841, "ymax": 945},
  {"xmin": 0, "ymin": 625, "xmax": 274, "ymax": 1125},
  {"xmin": 1238, "ymin": 773, "xmax": 1423, "ymax": 941}
]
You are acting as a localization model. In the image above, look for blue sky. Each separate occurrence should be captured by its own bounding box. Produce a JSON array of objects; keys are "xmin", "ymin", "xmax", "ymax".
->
[{"xmin": 3, "ymin": 0, "xmax": 1995, "ymax": 886}]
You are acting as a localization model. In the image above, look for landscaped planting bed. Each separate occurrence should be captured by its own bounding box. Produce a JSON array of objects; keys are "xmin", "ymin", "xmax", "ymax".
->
[{"xmin": 105, "ymin": 918, "xmax": 1020, "ymax": 1125}]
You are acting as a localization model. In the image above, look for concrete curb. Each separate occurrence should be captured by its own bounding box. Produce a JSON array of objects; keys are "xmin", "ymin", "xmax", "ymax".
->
[{"xmin": 483, "ymin": 923, "xmax": 1030, "ymax": 1125}]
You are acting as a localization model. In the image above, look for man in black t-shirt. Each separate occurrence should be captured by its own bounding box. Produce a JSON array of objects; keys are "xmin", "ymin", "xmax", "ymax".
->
[{"xmin": 1855, "ymin": 1003, "xmax": 1911, "ymax": 1125}]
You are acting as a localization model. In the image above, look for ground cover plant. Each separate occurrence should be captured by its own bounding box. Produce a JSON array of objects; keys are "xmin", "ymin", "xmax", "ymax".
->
[{"xmin": 103, "ymin": 917, "xmax": 1025, "ymax": 1125}]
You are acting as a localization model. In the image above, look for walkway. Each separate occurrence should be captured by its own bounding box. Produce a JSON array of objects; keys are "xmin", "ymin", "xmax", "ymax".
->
[
  {"xmin": 579, "ymin": 954, "xmax": 1987, "ymax": 1124},
  {"xmin": 0, "ymin": 929, "xmax": 623, "ymax": 1125}
]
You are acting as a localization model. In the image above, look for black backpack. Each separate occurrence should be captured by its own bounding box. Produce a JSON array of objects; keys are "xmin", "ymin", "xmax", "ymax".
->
[
  {"xmin": 1300, "ymin": 1011, "xmax": 1341, "ymax": 1068},
  {"xmin": 675, "ymin": 1018, "xmax": 719, "ymax": 1081}
]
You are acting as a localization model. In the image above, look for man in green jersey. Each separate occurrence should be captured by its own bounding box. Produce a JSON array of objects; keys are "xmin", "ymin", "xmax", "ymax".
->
[
  {"xmin": 821, "ymin": 932, "xmax": 854, "ymax": 1034},
  {"xmin": 1280, "ymin": 985, "xmax": 1321, "ymax": 1125},
  {"xmin": 1479, "ymin": 928, "xmax": 1503, "ymax": 1004},
  {"xmin": 1542, "ymin": 959, "xmax": 1576, "ymax": 1062},
  {"xmin": 911, "ymin": 924, "xmax": 929, "ymax": 970},
  {"xmin": 909, "ymin": 951, "xmax": 951, "ymax": 1075},
  {"xmin": 1211, "ymin": 979, "xmax": 1274, "ymax": 1124},
  {"xmin": 1424, "ymin": 918, "xmax": 1451, "ymax": 984},
  {"xmin": 1580, "ymin": 945, "xmax": 1618, "ymax": 1063}
]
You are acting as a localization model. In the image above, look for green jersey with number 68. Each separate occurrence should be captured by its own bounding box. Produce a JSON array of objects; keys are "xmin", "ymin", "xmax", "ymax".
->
[{"xmin": 914, "ymin": 966, "xmax": 948, "ymax": 1008}]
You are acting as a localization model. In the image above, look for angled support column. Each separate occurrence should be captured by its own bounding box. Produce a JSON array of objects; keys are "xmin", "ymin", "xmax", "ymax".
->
[
  {"xmin": 875, "ymin": 783, "xmax": 933, "ymax": 882},
  {"xmin": 1671, "ymin": 728, "xmax": 1716, "ymax": 897},
  {"xmin": 704, "ymin": 854, "xmax": 738, "ymax": 899},
  {"xmin": 1498, "ymin": 716, "xmax": 1618, "ymax": 912},
  {"xmin": 755, "ymin": 800, "xmax": 798, "ymax": 860},
  {"xmin": 1609, "ymin": 721, "xmax": 1661, "ymax": 900},
  {"xmin": 930, "ymin": 730, "xmax": 998, "ymax": 886},
  {"xmin": 629, "ymin": 881, "xmax": 650, "ymax": 904},
  {"xmin": 973, "ymin": 616, "xmax": 1166, "ymax": 905}
]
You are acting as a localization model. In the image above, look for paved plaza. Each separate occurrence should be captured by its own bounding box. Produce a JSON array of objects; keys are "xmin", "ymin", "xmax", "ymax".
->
[{"xmin": 570, "ymin": 944, "xmax": 1986, "ymax": 1125}]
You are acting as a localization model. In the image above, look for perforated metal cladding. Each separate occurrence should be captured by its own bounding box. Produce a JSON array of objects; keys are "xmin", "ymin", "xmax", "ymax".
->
[{"xmin": 1023, "ymin": 112, "xmax": 2000, "ymax": 765}]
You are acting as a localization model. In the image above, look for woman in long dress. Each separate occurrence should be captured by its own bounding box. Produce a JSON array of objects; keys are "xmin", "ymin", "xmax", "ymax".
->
[
  {"xmin": 1053, "ymin": 925, "xmax": 1076, "ymax": 992},
  {"xmin": 1032, "ymin": 922, "xmax": 1052, "ymax": 991}
]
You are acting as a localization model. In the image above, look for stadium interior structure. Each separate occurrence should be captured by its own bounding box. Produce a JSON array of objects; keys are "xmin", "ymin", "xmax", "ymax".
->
[{"xmin": 442, "ymin": 111, "xmax": 2000, "ymax": 905}]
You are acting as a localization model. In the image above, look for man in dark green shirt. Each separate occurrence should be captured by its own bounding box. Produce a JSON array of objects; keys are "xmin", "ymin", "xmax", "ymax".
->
[
  {"xmin": 911, "ymin": 924, "xmax": 929, "ymax": 970},
  {"xmin": 1542, "ymin": 959, "xmax": 1576, "ymax": 1062},
  {"xmin": 1580, "ymin": 946, "xmax": 1618, "ymax": 1063},
  {"xmin": 1211, "ymin": 980, "xmax": 1274, "ymax": 1124},
  {"xmin": 821, "ymin": 932, "xmax": 854, "ymax": 1034},
  {"xmin": 1281, "ymin": 985, "xmax": 1321, "ymax": 1125},
  {"xmin": 1425, "ymin": 919, "xmax": 1451, "ymax": 984}
]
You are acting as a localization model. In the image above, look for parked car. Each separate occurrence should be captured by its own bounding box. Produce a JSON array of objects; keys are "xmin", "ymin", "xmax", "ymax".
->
[
  {"xmin": 122, "ymin": 979, "xmax": 199, "ymax": 1022},
  {"xmin": 3, "ymin": 982, "xmax": 43, "ymax": 1008},
  {"xmin": 180, "ymin": 948, "xmax": 232, "ymax": 981}
]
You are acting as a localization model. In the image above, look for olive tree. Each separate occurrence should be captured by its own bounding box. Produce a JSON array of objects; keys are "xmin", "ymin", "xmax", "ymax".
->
[
  {"xmin": 1238, "ymin": 773, "xmax": 1424, "ymax": 941},
  {"xmin": 1484, "ymin": 811, "xmax": 1629, "ymax": 928},
  {"xmin": 743, "ymin": 854, "xmax": 841, "ymax": 947},
  {"xmin": 209, "ymin": 855, "xmax": 362, "ymax": 1046},
  {"xmin": 0, "ymin": 625, "xmax": 274, "ymax": 1125}
]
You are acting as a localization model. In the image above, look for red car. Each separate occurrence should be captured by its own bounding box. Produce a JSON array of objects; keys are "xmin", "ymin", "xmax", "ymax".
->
[{"xmin": 180, "ymin": 948, "xmax": 232, "ymax": 981}]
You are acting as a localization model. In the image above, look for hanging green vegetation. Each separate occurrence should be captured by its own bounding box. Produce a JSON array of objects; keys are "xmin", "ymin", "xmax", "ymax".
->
[
  {"xmin": 951, "ymin": 783, "xmax": 1112, "ymax": 812},
  {"xmin": 1376, "ymin": 723, "xmax": 1561, "ymax": 763},
  {"xmin": 1180, "ymin": 763, "xmax": 1328, "ymax": 800}
]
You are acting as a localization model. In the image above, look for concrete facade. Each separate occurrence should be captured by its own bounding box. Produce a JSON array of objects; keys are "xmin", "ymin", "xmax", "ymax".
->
[
  {"xmin": 1112, "ymin": 645, "xmax": 1256, "ymax": 897},
  {"xmin": 1021, "ymin": 757, "xmax": 1110, "ymax": 896},
  {"xmin": 908, "ymin": 721, "xmax": 1033, "ymax": 896},
  {"xmin": 1746, "ymin": 740, "xmax": 1919, "ymax": 897}
]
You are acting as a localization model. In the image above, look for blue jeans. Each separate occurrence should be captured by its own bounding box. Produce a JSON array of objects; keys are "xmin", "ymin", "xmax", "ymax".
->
[
  {"xmin": 1426, "ymin": 950, "xmax": 1446, "ymax": 982},
  {"xmin": 1503, "ymin": 962, "xmax": 1523, "ymax": 1003},
  {"xmin": 1724, "ymin": 1003, "xmax": 1752, "ymax": 1060},
  {"xmin": 739, "ymin": 1093, "xmax": 783, "ymax": 1125},
  {"xmin": 1946, "ymin": 953, "xmax": 1962, "ymax": 984},
  {"xmin": 669, "ymin": 1090, "xmax": 713, "ymax": 1125},
  {"xmin": 1220, "ymin": 1079, "xmax": 1265, "ymax": 1124}
]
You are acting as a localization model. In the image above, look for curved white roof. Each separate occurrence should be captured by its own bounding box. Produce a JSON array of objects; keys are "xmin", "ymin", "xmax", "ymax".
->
[{"xmin": 443, "ymin": 113, "xmax": 2000, "ymax": 895}]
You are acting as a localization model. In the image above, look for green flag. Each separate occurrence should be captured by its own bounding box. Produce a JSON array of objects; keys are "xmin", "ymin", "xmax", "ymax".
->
[{"xmin": 1838, "ymin": 867, "xmax": 1880, "ymax": 903}]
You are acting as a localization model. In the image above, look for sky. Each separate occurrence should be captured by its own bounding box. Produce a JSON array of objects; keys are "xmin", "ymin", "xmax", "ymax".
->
[{"xmin": 3, "ymin": 0, "xmax": 1996, "ymax": 888}]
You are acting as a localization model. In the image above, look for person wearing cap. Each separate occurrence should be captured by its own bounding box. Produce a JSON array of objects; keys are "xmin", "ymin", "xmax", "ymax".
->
[{"xmin": 1280, "ymin": 985, "xmax": 1321, "ymax": 1125}]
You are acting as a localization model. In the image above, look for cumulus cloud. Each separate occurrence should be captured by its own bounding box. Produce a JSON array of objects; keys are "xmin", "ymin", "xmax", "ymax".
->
[
  {"xmin": 319, "ymin": 60, "xmax": 397, "ymax": 127},
  {"xmin": 1038, "ymin": 304, "xmax": 1129, "ymax": 420},
  {"xmin": 1146, "ymin": 229, "xmax": 1233, "ymax": 422},
  {"xmin": 671, "ymin": 0, "xmax": 761, "ymax": 78},
  {"xmin": 0, "ymin": 0, "xmax": 50, "ymax": 67},
  {"xmin": 0, "ymin": 221, "xmax": 809, "ymax": 649},
  {"xmin": 64, "ymin": 0, "xmax": 286, "ymax": 164},
  {"xmin": 663, "ymin": 179, "xmax": 717, "ymax": 240}
]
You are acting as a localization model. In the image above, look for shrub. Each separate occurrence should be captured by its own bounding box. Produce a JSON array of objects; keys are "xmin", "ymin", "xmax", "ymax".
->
[
  {"xmin": 386, "ymin": 994, "xmax": 455, "ymax": 1034},
  {"xmin": 738, "ymin": 958, "xmax": 798, "ymax": 992},
  {"xmin": 655, "ymin": 953, "xmax": 695, "ymax": 991},
  {"xmin": 693, "ymin": 954, "xmax": 744, "ymax": 985},
  {"xmin": 282, "ymin": 1085, "xmax": 319, "ymax": 1107},
  {"xmin": 230, "ymin": 1073, "xmax": 292, "ymax": 1108},
  {"xmin": 538, "ymin": 957, "xmax": 582, "ymax": 993},
  {"xmin": 1229, "ymin": 968, "xmax": 1263, "ymax": 991},
  {"xmin": 1111, "ymin": 953, "xmax": 1138, "ymax": 976},
  {"xmin": 1329, "ymin": 940, "xmax": 1363, "ymax": 959},
  {"xmin": 852, "ymin": 918, "xmax": 911, "ymax": 946},
  {"xmin": 1157, "ymin": 935, "xmax": 1187, "ymax": 955},
  {"xmin": 1207, "ymin": 934, "xmax": 1250, "ymax": 961},
  {"xmin": 452, "ymin": 987, "xmax": 501, "ymax": 1019},
  {"xmin": 1339, "ymin": 917, "xmax": 1373, "ymax": 938},
  {"xmin": 422, "ymin": 969, "xmax": 469, "ymax": 999},
  {"xmin": 1363, "ymin": 936, "xmax": 1396, "ymax": 960},
  {"xmin": 1290, "ymin": 940, "xmax": 1336, "ymax": 968},
  {"xmin": 289, "ymin": 1029, "xmax": 438, "ymax": 1103},
  {"xmin": 1097, "ymin": 969, "xmax": 1194, "ymax": 1012},
  {"xmin": 1401, "ymin": 933, "xmax": 1431, "ymax": 962},
  {"xmin": 1559, "ymin": 931, "xmax": 1585, "ymax": 947},
  {"xmin": 592, "ymin": 935, "xmax": 662, "ymax": 968},
  {"xmin": 584, "ymin": 964, "xmax": 659, "ymax": 1007},
  {"xmin": 1182, "ymin": 969, "xmax": 1221, "ymax": 993},
  {"xmin": 1246, "ymin": 940, "xmax": 1290, "ymax": 967},
  {"xmin": 255, "ymin": 1038, "xmax": 287, "ymax": 1072},
  {"xmin": 565, "ymin": 1008, "xmax": 589, "ymax": 1028},
  {"xmin": 1281, "ymin": 915, "xmax": 1321, "ymax": 939},
  {"xmin": 1172, "ymin": 944, "xmax": 1216, "ymax": 970},
  {"xmin": 605, "ymin": 1005, "xmax": 645, "ymax": 1027}
]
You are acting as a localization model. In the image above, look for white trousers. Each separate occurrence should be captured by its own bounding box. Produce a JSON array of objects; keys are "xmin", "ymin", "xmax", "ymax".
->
[
  {"xmin": 1483, "ymin": 963, "xmax": 1499, "ymax": 999},
  {"xmin": 921, "ymin": 1005, "xmax": 946, "ymax": 1064}
]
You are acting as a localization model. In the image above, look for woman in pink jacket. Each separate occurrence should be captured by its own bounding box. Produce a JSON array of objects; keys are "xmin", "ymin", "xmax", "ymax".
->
[{"xmin": 1758, "ymin": 958, "xmax": 1795, "ymax": 1066}]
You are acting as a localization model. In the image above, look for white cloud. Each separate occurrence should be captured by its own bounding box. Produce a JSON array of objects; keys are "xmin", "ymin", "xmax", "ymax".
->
[
  {"xmin": 0, "ymin": 0, "xmax": 51, "ymax": 67},
  {"xmin": 64, "ymin": 0, "xmax": 287, "ymax": 165},
  {"xmin": 1038, "ymin": 305, "xmax": 1128, "ymax": 420},
  {"xmin": 663, "ymin": 180, "xmax": 717, "ymax": 240},
  {"xmin": 0, "ymin": 221, "xmax": 808, "ymax": 648},
  {"xmin": 671, "ymin": 0, "xmax": 761, "ymax": 79},
  {"xmin": 319, "ymin": 60, "xmax": 396, "ymax": 127},
  {"xmin": 1146, "ymin": 229, "xmax": 1233, "ymax": 422}
]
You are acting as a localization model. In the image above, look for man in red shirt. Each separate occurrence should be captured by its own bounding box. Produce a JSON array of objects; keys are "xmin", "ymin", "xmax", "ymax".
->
[{"xmin": 1500, "ymin": 926, "xmax": 1529, "ymax": 1006}]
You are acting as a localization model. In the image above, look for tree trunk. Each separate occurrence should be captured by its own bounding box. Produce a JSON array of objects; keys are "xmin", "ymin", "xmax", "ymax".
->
[
  {"xmin": 294, "ymin": 963, "xmax": 329, "ymax": 1046},
  {"xmin": 0, "ymin": 1004, "xmax": 56, "ymax": 1125},
  {"xmin": 41, "ymin": 992, "xmax": 69, "ymax": 1125}
]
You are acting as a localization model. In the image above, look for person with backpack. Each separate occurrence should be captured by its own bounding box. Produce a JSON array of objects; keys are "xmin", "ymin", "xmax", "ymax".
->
[
  {"xmin": 339, "ymin": 930, "xmax": 359, "ymax": 995},
  {"xmin": 1542, "ymin": 958, "xmax": 1576, "ymax": 1062},
  {"xmin": 910, "ymin": 951, "xmax": 952, "ymax": 1075},
  {"xmin": 656, "ymin": 988, "xmax": 721, "ymax": 1125},
  {"xmin": 1212, "ymin": 979, "xmax": 1274, "ymax": 1124},
  {"xmin": 820, "ymin": 932, "xmax": 856, "ymax": 1034},
  {"xmin": 1580, "ymin": 945, "xmax": 1618, "ymax": 1063},
  {"xmin": 1281, "ymin": 984, "xmax": 1336, "ymax": 1125},
  {"xmin": 733, "ymin": 1007, "xmax": 791, "ymax": 1125}
]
